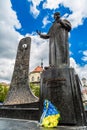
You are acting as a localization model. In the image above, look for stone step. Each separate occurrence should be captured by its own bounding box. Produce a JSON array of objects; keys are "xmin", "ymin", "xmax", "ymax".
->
[
  {"xmin": 0, "ymin": 107, "xmax": 39, "ymax": 110},
  {"xmin": 1, "ymin": 101, "xmax": 39, "ymax": 108},
  {"xmin": 0, "ymin": 107, "xmax": 39, "ymax": 120}
]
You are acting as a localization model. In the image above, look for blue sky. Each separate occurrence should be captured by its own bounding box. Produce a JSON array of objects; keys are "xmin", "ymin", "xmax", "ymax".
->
[{"xmin": 0, "ymin": 0, "xmax": 87, "ymax": 83}]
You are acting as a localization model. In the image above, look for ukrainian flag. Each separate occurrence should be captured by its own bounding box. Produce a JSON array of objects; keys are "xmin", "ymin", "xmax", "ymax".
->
[{"xmin": 40, "ymin": 99, "xmax": 61, "ymax": 128}]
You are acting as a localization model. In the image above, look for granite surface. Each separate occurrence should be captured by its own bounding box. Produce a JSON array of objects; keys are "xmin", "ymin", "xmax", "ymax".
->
[
  {"xmin": 4, "ymin": 37, "xmax": 38, "ymax": 105},
  {"xmin": 40, "ymin": 67, "xmax": 86, "ymax": 126},
  {"xmin": 0, "ymin": 118, "xmax": 87, "ymax": 130}
]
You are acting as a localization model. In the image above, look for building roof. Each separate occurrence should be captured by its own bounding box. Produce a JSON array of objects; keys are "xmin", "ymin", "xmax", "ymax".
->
[{"xmin": 31, "ymin": 66, "xmax": 43, "ymax": 73}]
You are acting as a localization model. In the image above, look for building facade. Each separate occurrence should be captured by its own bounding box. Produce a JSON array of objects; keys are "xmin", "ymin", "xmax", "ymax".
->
[{"xmin": 29, "ymin": 66, "xmax": 43, "ymax": 85}]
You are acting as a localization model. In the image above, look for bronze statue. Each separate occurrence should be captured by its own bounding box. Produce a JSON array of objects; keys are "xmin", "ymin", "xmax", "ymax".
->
[{"xmin": 37, "ymin": 12, "xmax": 71, "ymax": 67}]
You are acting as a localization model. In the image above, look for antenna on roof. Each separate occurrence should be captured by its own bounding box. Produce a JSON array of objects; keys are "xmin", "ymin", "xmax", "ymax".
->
[{"xmin": 41, "ymin": 58, "xmax": 43, "ymax": 68}]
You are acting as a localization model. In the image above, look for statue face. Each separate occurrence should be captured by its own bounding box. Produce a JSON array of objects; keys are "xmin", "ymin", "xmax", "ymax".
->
[{"xmin": 54, "ymin": 14, "xmax": 60, "ymax": 20}]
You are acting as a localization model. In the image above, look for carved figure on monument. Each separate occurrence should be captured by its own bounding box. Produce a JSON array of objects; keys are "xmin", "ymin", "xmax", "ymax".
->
[{"xmin": 37, "ymin": 12, "xmax": 71, "ymax": 67}]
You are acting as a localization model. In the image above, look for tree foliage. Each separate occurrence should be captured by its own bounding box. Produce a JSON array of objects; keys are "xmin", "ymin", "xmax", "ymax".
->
[
  {"xmin": 0, "ymin": 82, "xmax": 40, "ymax": 102},
  {"xmin": 30, "ymin": 83, "xmax": 40, "ymax": 97},
  {"xmin": 0, "ymin": 84, "xmax": 9, "ymax": 102}
]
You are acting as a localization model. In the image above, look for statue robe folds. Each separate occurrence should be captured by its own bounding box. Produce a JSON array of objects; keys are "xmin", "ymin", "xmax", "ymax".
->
[{"xmin": 48, "ymin": 19, "xmax": 71, "ymax": 67}]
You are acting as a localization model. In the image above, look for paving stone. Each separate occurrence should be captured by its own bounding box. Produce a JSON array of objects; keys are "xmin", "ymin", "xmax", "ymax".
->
[{"xmin": 0, "ymin": 118, "xmax": 87, "ymax": 130}]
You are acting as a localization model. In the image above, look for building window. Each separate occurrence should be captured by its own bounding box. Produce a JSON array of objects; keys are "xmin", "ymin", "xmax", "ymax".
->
[
  {"xmin": 31, "ymin": 76, "xmax": 34, "ymax": 81},
  {"xmin": 37, "ymin": 76, "xmax": 40, "ymax": 81}
]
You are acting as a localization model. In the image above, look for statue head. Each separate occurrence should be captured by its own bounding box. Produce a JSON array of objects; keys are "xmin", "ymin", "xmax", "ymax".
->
[{"xmin": 54, "ymin": 12, "xmax": 60, "ymax": 20}]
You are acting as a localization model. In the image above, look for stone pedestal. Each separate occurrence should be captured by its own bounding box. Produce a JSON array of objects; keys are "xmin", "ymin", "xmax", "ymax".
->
[{"xmin": 40, "ymin": 67, "xmax": 86, "ymax": 126}]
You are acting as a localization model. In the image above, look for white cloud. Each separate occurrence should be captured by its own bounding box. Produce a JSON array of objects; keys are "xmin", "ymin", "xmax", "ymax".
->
[
  {"xmin": 83, "ymin": 50, "xmax": 87, "ymax": 56},
  {"xmin": 70, "ymin": 57, "xmax": 87, "ymax": 79},
  {"xmin": 43, "ymin": 0, "xmax": 61, "ymax": 10},
  {"xmin": 0, "ymin": 0, "xmax": 49, "ymax": 83},
  {"xmin": 82, "ymin": 57, "xmax": 87, "ymax": 62},
  {"xmin": 43, "ymin": 0, "xmax": 87, "ymax": 28},
  {"xmin": 42, "ymin": 16, "xmax": 51, "ymax": 28},
  {"xmin": 30, "ymin": 4, "xmax": 39, "ymax": 18},
  {"xmin": 0, "ymin": 0, "xmax": 87, "ymax": 84},
  {"xmin": 28, "ymin": 0, "xmax": 43, "ymax": 18},
  {"xmin": 0, "ymin": 0, "xmax": 23, "ymax": 83},
  {"xmin": 28, "ymin": 0, "xmax": 87, "ymax": 28},
  {"xmin": 26, "ymin": 33, "xmax": 49, "ymax": 71},
  {"xmin": 0, "ymin": 58, "xmax": 15, "ymax": 83},
  {"xmin": 0, "ymin": 0, "xmax": 21, "ymax": 29},
  {"xmin": 62, "ymin": 0, "xmax": 87, "ymax": 28},
  {"xmin": 29, "ymin": 37, "xmax": 87, "ymax": 80},
  {"xmin": 82, "ymin": 50, "xmax": 87, "ymax": 61}
]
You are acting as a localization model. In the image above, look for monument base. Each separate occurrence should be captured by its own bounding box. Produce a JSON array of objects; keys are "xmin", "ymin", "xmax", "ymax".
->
[
  {"xmin": 40, "ymin": 67, "xmax": 87, "ymax": 126},
  {"xmin": 0, "ymin": 102, "xmax": 39, "ymax": 120}
]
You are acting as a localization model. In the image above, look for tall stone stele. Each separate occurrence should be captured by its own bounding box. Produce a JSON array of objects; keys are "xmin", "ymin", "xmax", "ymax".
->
[
  {"xmin": 4, "ymin": 37, "xmax": 38, "ymax": 105},
  {"xmin": 39, "ymin": 12, "xmax": 87, "ymax": 126}
]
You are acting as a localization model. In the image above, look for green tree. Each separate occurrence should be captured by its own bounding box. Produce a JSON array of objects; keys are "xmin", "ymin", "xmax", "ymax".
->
[
  {"xmin": 0, "ymin": 84, "xmax": 9, "ymax": 102},
  {"xmin": 30, "ymin": 83, "xmax": 40, "ymax": 97}
]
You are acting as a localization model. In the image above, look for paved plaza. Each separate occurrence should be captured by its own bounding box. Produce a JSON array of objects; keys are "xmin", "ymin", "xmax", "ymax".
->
[{"xmin": 0, "ymin": 118, "xmax": 87, "ymax": 130}]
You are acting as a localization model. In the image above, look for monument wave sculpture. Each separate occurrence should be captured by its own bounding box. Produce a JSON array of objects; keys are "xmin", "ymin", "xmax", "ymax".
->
[
  {"xmin": 4, "ymin": 37, "xmax": 38, "ymax": 105},
  {"xmin": 37, "ymin": 12, "xmax": 71, "ymax": 67}
]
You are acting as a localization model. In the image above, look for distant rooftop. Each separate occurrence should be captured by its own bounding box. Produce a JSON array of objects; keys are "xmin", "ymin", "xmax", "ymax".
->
[{"xmin": 31, "ymin": 66, "xmax": 43, "ymax": 73}]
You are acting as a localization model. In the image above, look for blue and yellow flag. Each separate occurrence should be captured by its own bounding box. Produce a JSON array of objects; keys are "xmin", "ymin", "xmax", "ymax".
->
[{"xmin": 40, "ymin": 99, "xmax": 61, "ymax": 128}]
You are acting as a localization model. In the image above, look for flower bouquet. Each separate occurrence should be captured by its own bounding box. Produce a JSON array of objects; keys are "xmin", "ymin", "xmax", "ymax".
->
[{"xmin": 40, "ymin": 99, "xmax": 61, "ymax": 128}]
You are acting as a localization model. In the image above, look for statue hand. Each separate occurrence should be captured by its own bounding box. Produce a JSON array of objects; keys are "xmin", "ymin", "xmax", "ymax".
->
[{"xmin": 36, "ymin": 30, "xmax": 41, "ymax": 36}]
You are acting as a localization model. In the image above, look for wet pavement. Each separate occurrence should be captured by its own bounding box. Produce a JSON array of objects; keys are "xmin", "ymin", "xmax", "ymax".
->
[{"xmin": 0, "ymin": 118, "xmax": 87, "ymax": 130}]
